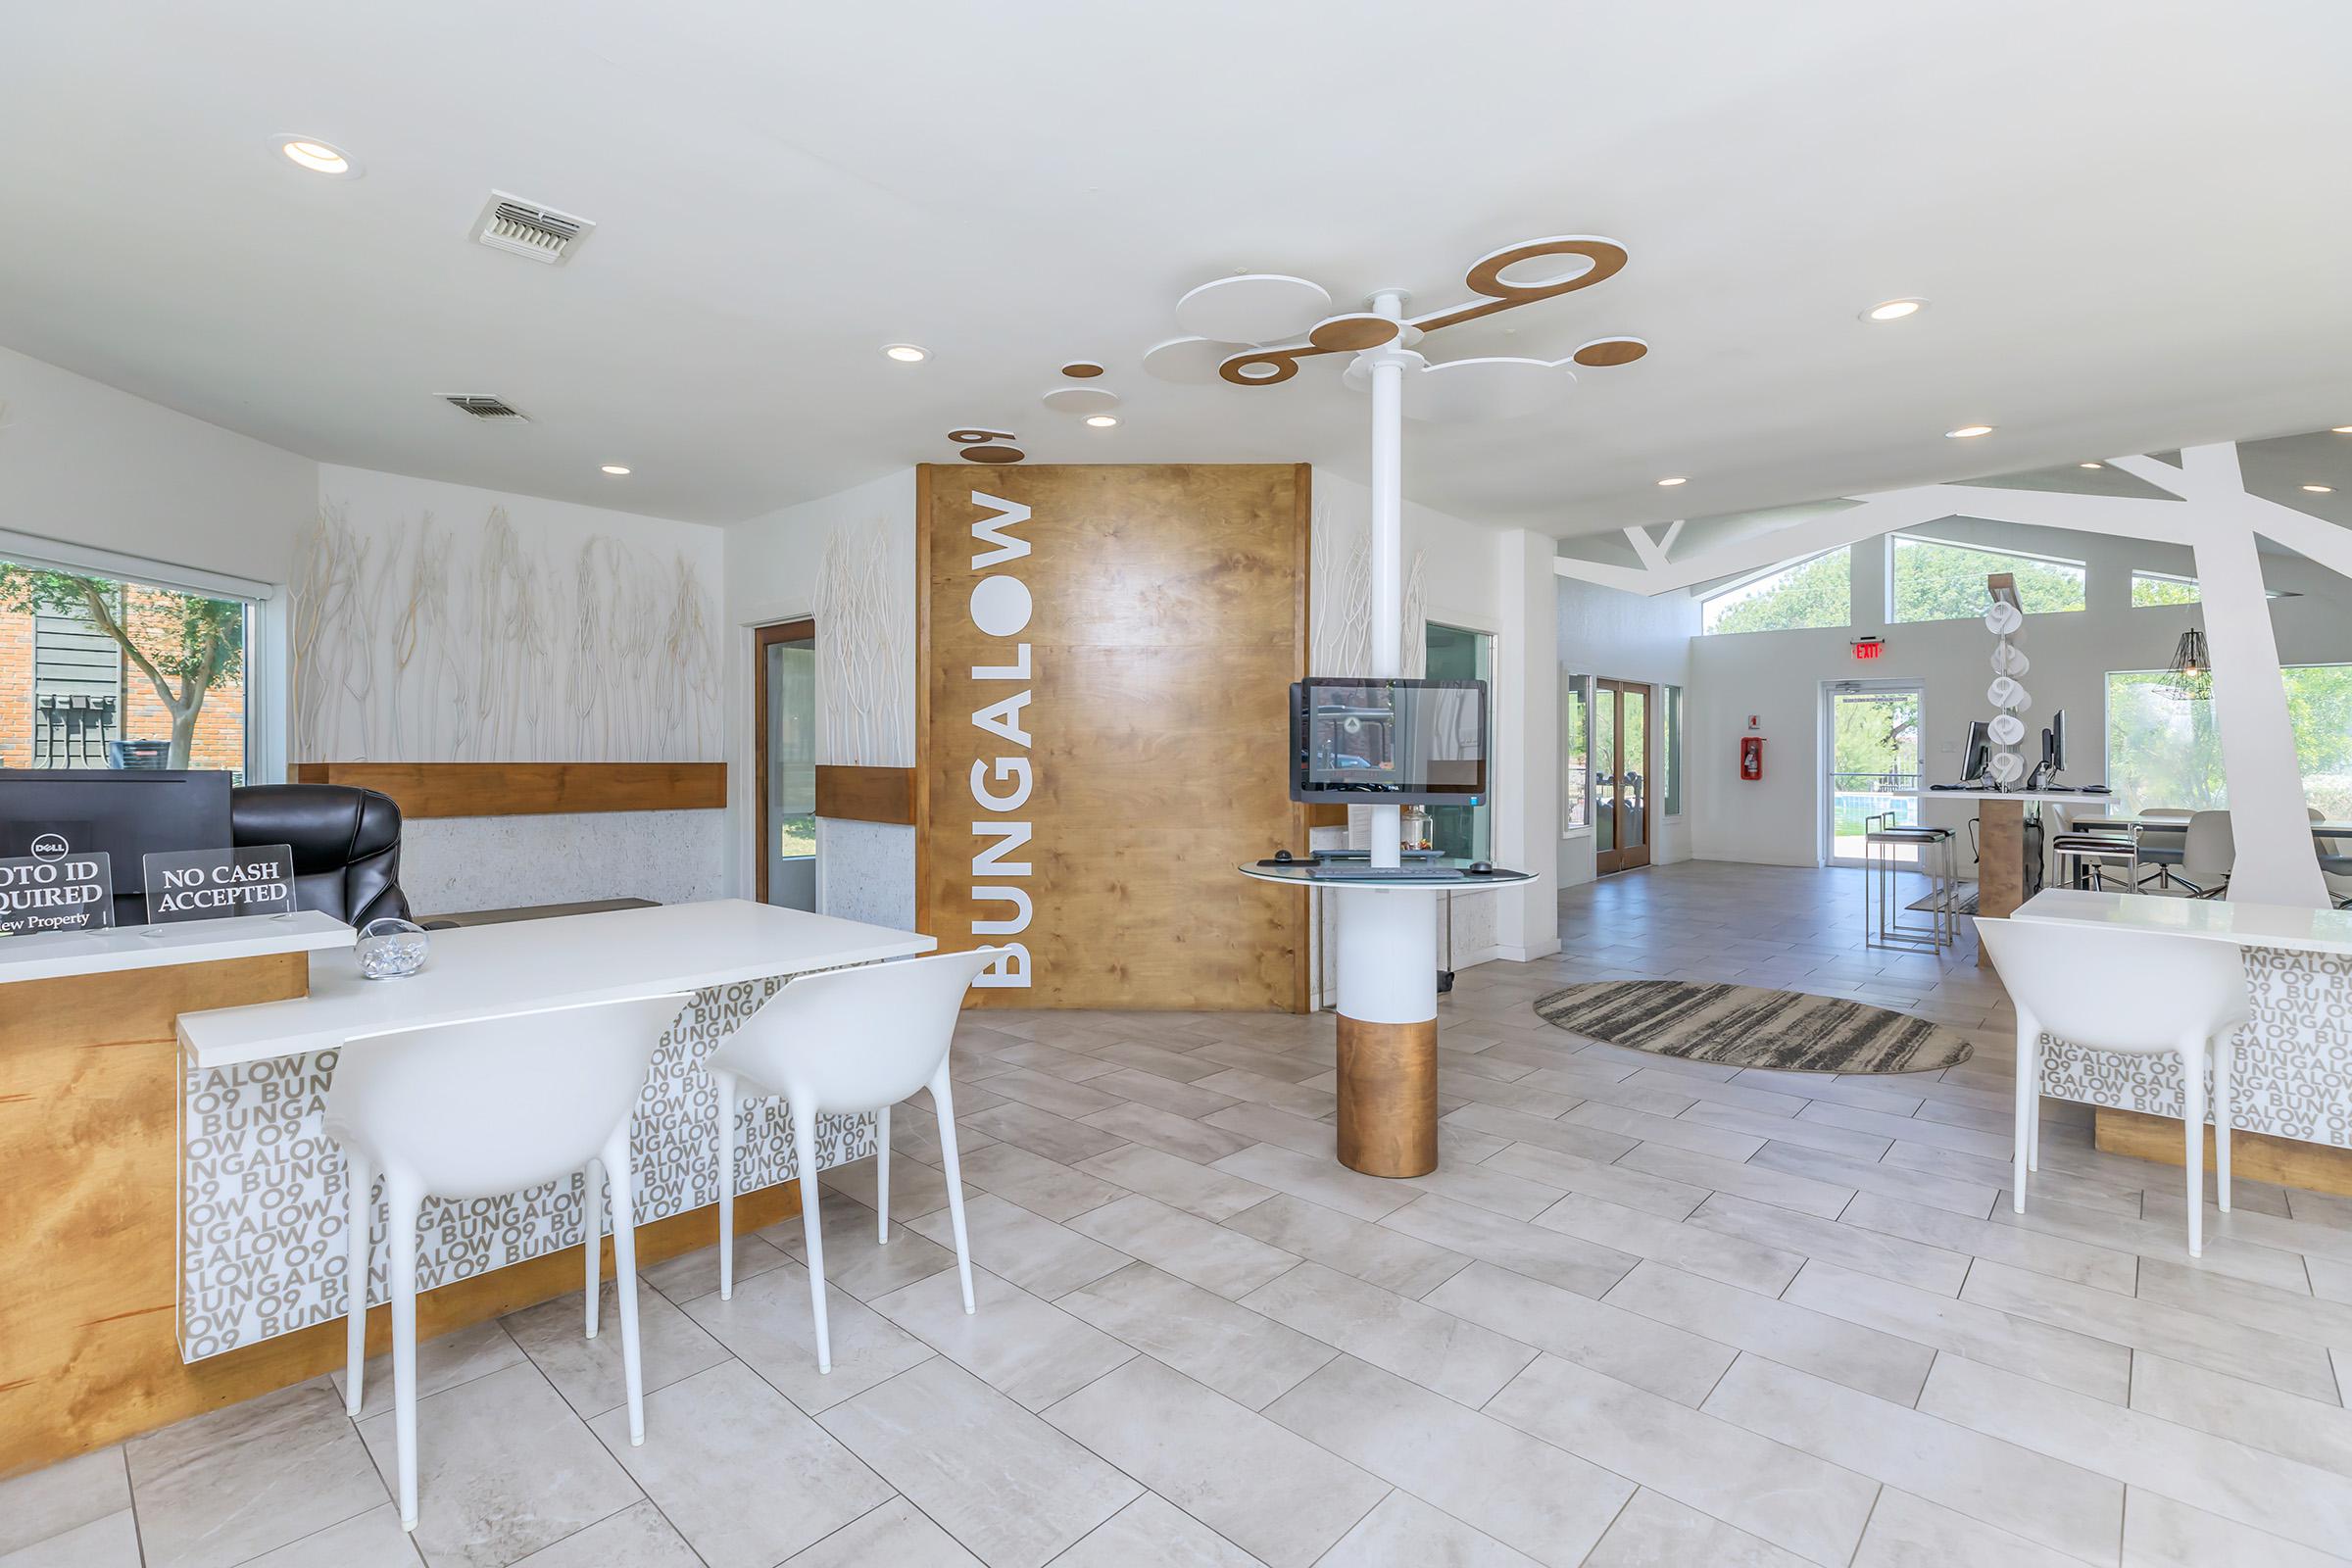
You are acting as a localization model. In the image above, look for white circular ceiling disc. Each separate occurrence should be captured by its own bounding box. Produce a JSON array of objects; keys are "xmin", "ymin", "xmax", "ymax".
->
[
  {"xmin": 1399, "ymin": 357, "xmax": 1576, "ymax": 423},
  {"xmin": 1174, "ymin": 273, "xmax": 1332, "ymax": 345},
  {"xmin": 1141, "ymin": 336, "xmax": 1234, "ymax": 385},
  {"xmin": 1042, "ymin": 385, "xmax": 1120, "ymax": 415}
]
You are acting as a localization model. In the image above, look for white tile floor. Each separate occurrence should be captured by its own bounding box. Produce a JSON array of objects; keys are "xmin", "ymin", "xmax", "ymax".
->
[{"xmin": 11, "ymin": 861, "xmax": 2352, "ymax": 1567}]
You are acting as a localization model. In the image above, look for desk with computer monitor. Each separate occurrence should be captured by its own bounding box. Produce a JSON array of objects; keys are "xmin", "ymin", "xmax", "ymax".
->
[
  {"xmin": 1927, "ymin": 709, "xmax": 2108, "ymax": 964},
  {"xmin": 0, "ymin": 768, "xmax": 237, "ymax": 930}
]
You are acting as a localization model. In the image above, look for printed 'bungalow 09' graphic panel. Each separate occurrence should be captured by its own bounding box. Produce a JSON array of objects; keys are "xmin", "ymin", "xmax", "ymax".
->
[{"xmin": 918, "ymin": 465, "xmax": 1311, "ymax": 1011}]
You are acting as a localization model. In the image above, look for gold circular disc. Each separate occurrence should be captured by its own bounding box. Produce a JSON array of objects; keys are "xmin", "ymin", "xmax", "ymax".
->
[
  {"xmin": 947, "ymin": 428, "xmax": 1011, "ymax": 445},
  {"xmin": 1463, "ymin": 236, "xmax": 1629, "ymax": 301},
  {"xmin": 1572, "ymin": 337, "xmax": 1648, "ymax": 368},
  {"xmin": 1307, "ymin": 314, "xmax": 1400, "ymax": 352},
  {"xmin": 1059, "ymin": 362, "xmax": 1104, "ymax": 378},
  {"xmin": 961, "ymin": 445, "xmax": 1024, "ymax": 465}
]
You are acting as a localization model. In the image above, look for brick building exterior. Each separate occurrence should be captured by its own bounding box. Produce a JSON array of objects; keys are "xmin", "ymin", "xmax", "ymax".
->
[{"xmin": 0, "ymin": 588, "xmax": 246, "ymax": 775}]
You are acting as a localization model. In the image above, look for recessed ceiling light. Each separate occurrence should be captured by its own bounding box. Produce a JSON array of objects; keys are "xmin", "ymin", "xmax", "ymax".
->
[
  {"xmin": 1085, "ymin": 415, "xmax": 1119, "ymax": 428},
  {"xmin": 2303, "ymin": 483, "xmax": 2333, "ymax": 494},
  {"xmin": 883, "ymin": 343, "xmax": 928, "ymax": 364},
  {"xmin": 2079, "ymin": 462, "xmax": 2103, "ymax": 469},
  {"xmin": 1946, "ymin": 425, "xmax": 1994, "ymax": 439},
  {"xmin": 601, "ymin": 465, "xmax": 631, "ymax": 476},
  {"xmin": 275, "ymin": 135, "xmax": 359, "ymax": 177},
  {"xmin": 1862, "ymin": 298, "xmax": 1927, "ymax": 322},
  {"xmin": 1656, "ymin": 476, "xmax": 1688, "ymax": 487}
]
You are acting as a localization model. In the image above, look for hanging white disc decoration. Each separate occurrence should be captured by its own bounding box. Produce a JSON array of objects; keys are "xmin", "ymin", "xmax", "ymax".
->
[
  {"xmin": 1987, "ymin": 713, "xmax": 2027, "ymax": 746},
  {"xmin": 1986, "ymin": 751, "xmax": 2026, "ymax": 784},
  {"xmin": 1991, "ymin": 645, "xmax": 2031, "ymax": 676},
  {"xmin": 1984, "ymin": 602, "xmax": 2024, "ymax": 636},
  {"xmin": 1987, "ymin": 675, "xmax": 2026, "ymax": 709},
  {"xmin": 2010, "ymin": 690, "xmax": 2032, "ymax": 715}
]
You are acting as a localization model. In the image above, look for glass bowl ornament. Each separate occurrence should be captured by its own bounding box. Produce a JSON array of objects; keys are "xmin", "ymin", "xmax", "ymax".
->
[{"xmin": 355, "ymin": 917, "xmax": 430, "ymax": 979}]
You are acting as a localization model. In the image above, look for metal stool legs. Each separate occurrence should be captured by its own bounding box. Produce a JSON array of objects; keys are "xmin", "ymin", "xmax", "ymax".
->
[{"xmin": 1864, "ymin": 812, "xmax": 1956, "ymax": 952}]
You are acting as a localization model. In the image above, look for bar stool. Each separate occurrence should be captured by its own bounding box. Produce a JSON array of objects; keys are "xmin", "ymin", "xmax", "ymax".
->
[
  {"xmin": 705, "ymin": 948, "xmax": 999, "ymax": 1372},
  {"xmin": 329, "ymin": 992, "xmax": 690, "ymax": 1531},
  {"xmin": 2051, "ymin": 821, "xmax": 2142, "ymax": 891},
  {"xmin": 1864, "ymin": 811, "xmax": 1957, "ymax": 951},
  {"xmin": 1977, "ymin": 919, "xmax": 2246, "ymax": 1255}
]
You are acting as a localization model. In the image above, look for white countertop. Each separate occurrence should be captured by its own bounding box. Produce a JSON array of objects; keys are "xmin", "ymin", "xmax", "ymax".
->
[
  {"xmin": 0, "ymin": 909, "xmax": 355, "ymax": 984},
  {"xmin": 2008, "ymin": 888, "xmax": 2352, "ymax": 956},
  {"xmin": 1924, "ymin": 790, "xmax": 2112, "ymax": 805},
  {"xmin": 178, "ymin": 899, "xmax": 938, "ymax": 1068}
]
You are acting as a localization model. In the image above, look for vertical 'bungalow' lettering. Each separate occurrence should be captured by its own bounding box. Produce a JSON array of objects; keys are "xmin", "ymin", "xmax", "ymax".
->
[{"xmin": 966, "ymin": 491, "xmax": 1033, "ymax": 987}]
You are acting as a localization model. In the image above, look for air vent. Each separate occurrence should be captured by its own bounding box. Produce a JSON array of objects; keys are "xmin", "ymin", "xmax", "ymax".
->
[
  {"xmin": 442, "ymin": 395, "xmax": 528, "ymax": 420},
  {"xmin": 469, "ymin": 191, "xmax": 594, "ymax": 266}
]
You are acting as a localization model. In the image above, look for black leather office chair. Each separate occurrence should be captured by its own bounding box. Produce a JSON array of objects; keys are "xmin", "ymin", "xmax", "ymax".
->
[{"xmin": 229, "ymin": 784, "xmax": 416, "ymax": 926}]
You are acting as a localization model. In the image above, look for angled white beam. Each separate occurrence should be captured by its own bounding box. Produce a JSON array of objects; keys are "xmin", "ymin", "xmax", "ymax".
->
[{"xmin": 1622, "ymin": 523, "xmax": 1668, "ymax": 572}]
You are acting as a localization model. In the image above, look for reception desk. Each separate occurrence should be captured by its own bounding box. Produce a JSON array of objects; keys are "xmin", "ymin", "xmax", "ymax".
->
[
  {"xmin": 2011, "ymin": 889, "xmax": 2352, "ymax": 1193},
  {"xmin": 0, "ymin": 900, "xmax": 933, "ymax": 1477}
]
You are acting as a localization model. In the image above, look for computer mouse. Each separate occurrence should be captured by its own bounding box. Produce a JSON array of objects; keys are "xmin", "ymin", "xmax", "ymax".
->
[
  {"xmin": 1468, "ymin": 860, "xmax": 1493, "ymax": 875},
  {"xmin": 1273, "ymin": 848, "xmax": 1294, "ymax": 861}
]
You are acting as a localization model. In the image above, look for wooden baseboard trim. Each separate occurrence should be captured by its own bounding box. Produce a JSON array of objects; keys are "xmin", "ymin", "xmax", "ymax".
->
[
  {"xmin": 814, "ymin": 765, "xmax": 917, "ymax": 825},
  {"xmin": 0, "ymin": 1179, "xmax": 801, "ymax": 1479},
  {"xmin": 291, "ymin": 762, "xmax": 725, "ymax": 818},
  {"xmin": 2092, "ymin": 1107, "xmax": 2352, "ymax": 1198}
]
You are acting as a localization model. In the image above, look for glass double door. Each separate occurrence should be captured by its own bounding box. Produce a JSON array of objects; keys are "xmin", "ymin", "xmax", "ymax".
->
[
  {"xmin": 1594, "ymin": 678, "xmax": 1650, "ymax": 874},
  {"xmin": 757, "ymin": 619, "xmax": 816, "ymax": 909}
]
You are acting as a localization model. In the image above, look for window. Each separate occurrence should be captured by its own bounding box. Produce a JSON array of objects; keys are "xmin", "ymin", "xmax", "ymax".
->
[
  {"xmin": 0, "ymin": 544, "xmax": 257, "ymax": 781},
  {"xmin": 1423, "ymin": 622, "xmax": 1493, "ymax": 860},
  {"xmin": 1888, "ymin": 534, "xmax": 2084, "ymax": 622},
  {"xmin": 1662, "ymin": 683, "xmax": 1684, "ymax": 817},
  {"xmin": 2132, "ymin": 570, "xmax": 2201, "ymax": 607},
  {"xmin": 1699, "ymin": 546, "xmax": 1852, "ymax": 634},
  {"xmin": 2105, "ymin": 663, "xmax": 2352, "ymax": 820},
  {"xmin": 1561, "ymin": 672, "xmax": 1590, "ymax": 830}
]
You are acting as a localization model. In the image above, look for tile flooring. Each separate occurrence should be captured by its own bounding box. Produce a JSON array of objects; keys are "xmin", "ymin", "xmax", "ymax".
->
[{"xmin": 10, "ymin": 861, "xmax": 2352, "ymax": 1567}]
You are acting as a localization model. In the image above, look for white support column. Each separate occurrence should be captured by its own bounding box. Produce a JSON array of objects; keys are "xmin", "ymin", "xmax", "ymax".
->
[{"xmin": 1365, "ymin": 288, "xmax": 1407, "ymax": 871}]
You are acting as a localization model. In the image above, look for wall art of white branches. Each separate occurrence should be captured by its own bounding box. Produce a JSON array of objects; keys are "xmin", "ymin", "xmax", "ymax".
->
[
  {"xmin": 1309, "ymin": 502, "xmax": 1427, "ymax": 677},
  {"xmin": 292, "ymin": 505, "xmax": 723, "ymax": 762},
  {"xmin": 814, "ymin": 519, "xmax": 913, "ymax": 766}
]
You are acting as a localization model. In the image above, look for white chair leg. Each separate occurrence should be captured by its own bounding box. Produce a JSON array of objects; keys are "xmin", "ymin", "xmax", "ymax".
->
[
  {"xmin": 792, "ymin": 1104, "xmax": 832, "ymax": 1372},
  {"xmin": 2213, "ymin": 1031, "xmax": 2235, "ymax": 1215},
  {"xmin": 343, "ymin": 1147, "xmax": 374, "ymax": 1418},
  {"xmin": 930, "ymin": 1068, "xmax": 976, "ymax": 1316},
  {"xmin": 604, "ymin": 1129, "xmax": 647, "ymax": 1446},
  {"xmin": 712, "ymin": 1071, "xmax": 739, "ymax": 1300},
  {"xmin": 2011, "ymin": 1014, "xmax": 2035, "ymax": 1213},
  {"xmin": 385, "ymin": 1174, "xmax": 425, "ymax": 1532},
  {"xmin": 2028, "ymin": 1048, "xmax": 2041, "ymax": 1175},
  {"xmin": 582, "ymin": 1156, "xmax": 603, "ymax": 1340},
  {"xmin": 2180, "ymin": 1040, "xmax": 2206, "ymax": 1257},
  {"xmin": 875, "ymin": 1105, "xmax": 891, "ymax": 1244}
]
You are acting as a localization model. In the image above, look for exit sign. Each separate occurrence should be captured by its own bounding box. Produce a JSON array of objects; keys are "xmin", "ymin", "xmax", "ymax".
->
[{"xmin": 1851, "ymin": 637, "xmax": 1885, "ymax": 661}]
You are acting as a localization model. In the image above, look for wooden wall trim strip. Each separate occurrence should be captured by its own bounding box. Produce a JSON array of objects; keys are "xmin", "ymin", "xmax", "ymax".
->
[
  {"xmin": 291, "ymin": 762, "xmax": 725, "ymax": 818},
  {"xmin": 815, "ymin": 765, "xmax": 916, "ymax": 825},
  {"xmin": 2093, "ymin": 1105, "xmax": 2352, "ymax": 1198}
]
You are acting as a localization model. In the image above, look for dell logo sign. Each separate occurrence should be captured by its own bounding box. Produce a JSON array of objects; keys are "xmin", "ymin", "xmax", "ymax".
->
[{"xmin": 29, "ymin": 832, "xmax": 69, "ymax": 861}]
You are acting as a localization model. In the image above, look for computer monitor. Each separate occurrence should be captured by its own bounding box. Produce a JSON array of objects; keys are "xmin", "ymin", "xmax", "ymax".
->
[
  {"xmin": 2042, "ymin": 709, "xmax": 2067, "ymax": 775},
  {"xmin": 1960, "ymin": 720, "xmax": 1992, "ymax": 785},
  {"xmin": 0, "ymin": 769, "xmax": 234, "ymax": 927}
]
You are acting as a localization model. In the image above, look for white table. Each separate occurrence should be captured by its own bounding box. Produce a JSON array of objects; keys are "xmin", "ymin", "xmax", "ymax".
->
[
  {"xmin": 172, "ymin": 900, "xmax": 936, "ymax": 1359},
  {"xmin": 0, "ymin": 907, "xmax": 354, "ymax": 983},
  {"xmin": 2007, "ymin": 889, "xmax": 2352, "ymax": 1164}
]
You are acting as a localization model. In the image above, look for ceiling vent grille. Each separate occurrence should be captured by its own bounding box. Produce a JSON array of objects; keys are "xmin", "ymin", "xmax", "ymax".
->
[
  {"xmin": 469, "ymin": 192, "xmax": 594, "ymax": 266},
  {"xmin": 442, "ymin": 395, "xmax": 528, "ymax": 420}
]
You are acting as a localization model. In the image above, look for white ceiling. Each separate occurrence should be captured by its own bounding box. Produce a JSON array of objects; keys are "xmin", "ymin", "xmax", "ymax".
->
[{"xmin": 3, "ymin": 2, "xmax": 2349, "ymax": 532}]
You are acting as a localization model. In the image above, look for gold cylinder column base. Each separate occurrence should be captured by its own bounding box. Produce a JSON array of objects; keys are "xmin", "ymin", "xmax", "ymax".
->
[{"xmin": 1336, "ymin": 1015, "xmax": 1439, "ymax": 1177}]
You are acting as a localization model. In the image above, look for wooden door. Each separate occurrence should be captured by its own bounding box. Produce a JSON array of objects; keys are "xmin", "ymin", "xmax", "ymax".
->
[{"xmin": 1594, "ymin": 679, "xmax": 1651, "ymax": 874}]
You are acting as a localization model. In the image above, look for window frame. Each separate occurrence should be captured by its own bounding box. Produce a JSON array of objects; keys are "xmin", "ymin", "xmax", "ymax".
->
[
  {"xmin": 1885, "ymin": 532, "xmax": 2086, "ymax": 624},
  {"xmin": 0, "ymin": 527, "xmax": 281, "ymax": 784},
  {"xmin": 1697, "ymin": 543, "xmax": 1854, "ymax": 635},
  {"xmin": 1561, "ymin": 670, "xmax": 1593, "ymax": 838}
]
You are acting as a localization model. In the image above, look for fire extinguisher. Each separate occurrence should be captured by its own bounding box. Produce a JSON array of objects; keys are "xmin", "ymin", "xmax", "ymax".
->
[{"xmin": 1740, "ymin": 736, "xmax": 1764, "ymax": 781}]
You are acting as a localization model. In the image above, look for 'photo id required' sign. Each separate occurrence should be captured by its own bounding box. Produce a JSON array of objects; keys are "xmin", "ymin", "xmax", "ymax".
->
[
  {"xmin": 142, "ymin": 844, "xmax": 298, "ymax": 924},
  {"xmin": 0, "ymin": 847, "xmax": 116, "ymax": 937}
]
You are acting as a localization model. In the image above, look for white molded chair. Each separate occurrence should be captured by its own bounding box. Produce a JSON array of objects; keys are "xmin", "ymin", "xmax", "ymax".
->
[
  {"xmin": 328, "ymin": 993, "xmax": 689, "ymax": 1530},
  {"xmin": 705, "ymin": 948, "xmax": 999, "ymax": 1372},
  {"xmin": 2180, "ymin": 809, "xmax": 2235, "ymax": 899},
  {"xmin": 1976, "ymin": 919, "xmax": 2247, "ymax": 1255}
]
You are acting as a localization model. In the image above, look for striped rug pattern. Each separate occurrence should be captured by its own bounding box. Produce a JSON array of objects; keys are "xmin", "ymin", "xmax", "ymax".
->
[{"xmin": 1533, "ymin": 980, "xmax": 1975, "ymax": 1075}]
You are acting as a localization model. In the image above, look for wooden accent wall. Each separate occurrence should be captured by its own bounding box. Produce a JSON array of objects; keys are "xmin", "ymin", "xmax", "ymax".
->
[
  {"xmin": 814, "ymin": 765, "xmax": 917, "ymax": 825},
  {"xmin": 292, "ymin": 761, "xmax": 725, "ymax": 817},
  {"xmin": 917, "ymin": 464, "xmax": 1311, "ymax": 1011}
]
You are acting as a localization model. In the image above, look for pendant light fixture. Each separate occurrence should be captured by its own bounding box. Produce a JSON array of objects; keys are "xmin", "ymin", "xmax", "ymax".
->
[{"xmin": 2166, "ymin": 624, "xmax": 2212, "ymax": 698}]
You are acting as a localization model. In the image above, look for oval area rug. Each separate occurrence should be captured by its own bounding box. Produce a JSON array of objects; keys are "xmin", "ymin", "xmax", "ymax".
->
[{"xmin": 1533, "ymin": 980, "xmax": 1973, "ymax": 1075}]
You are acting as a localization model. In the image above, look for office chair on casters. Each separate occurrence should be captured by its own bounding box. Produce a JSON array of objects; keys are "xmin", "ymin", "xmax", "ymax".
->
[
  {"xmin": 2179, "ymin": 810, "xmax": 2235, "ymax": 900},
  {"xmin": 704, "ymin": 948, "xmax": 1001, "ymax": 1372}
]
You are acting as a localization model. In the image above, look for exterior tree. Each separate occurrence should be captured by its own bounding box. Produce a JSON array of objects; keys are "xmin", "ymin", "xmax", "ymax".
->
[{"xmin": 0, "ymin": 566, "xmax": 241, "ymax": 767}]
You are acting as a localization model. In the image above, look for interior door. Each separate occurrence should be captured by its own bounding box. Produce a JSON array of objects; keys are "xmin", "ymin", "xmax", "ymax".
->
[
  {"xmin": 756, "ymin": 619, "xmax": 817, "ymax": 909},
  {"xmin": 1824, "ymin": 680, "xmax": 1925, "ymax": 867},
  {"xmin": 1594, "ymin": 679, "xmax": 1652, "ymax": 874}
]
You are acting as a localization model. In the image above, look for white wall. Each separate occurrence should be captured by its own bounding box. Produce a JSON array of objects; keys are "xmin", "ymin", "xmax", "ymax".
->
[
  {"xmin": 1555, "ymin": 574, "xmax": 1701, "ymax": 888},
  {"xmin": 723, "ymin": 468, "xmax": 916, "ymax": 921},
  {"xmin": 1688, "ymin": 519, "xmax": 2352, "ymax": 869}
]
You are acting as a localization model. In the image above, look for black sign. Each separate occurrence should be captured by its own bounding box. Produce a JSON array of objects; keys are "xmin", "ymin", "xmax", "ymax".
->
[
  {"xmin": 142, "ymin": 844, "xmax": 298, "ymax": 924},
  {"xmin": 0, "ymin": 850, "xmax": 115, "ymax": 937}
]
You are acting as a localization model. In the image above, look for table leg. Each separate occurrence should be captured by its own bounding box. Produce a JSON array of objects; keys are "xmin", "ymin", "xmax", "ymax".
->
[
  {"xmin": 1335, "ymin": 889, "xmax": 1438, "ymax": 1177},
  {"xmin": 1976, "ymin": 799, "xmax": 2028, "ymax": 968}
]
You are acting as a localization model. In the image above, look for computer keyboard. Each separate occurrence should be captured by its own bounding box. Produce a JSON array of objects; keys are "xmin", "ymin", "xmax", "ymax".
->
[{"xmin": 1307, "ymin": 864, "xmax": 1464, "ymax": 880}]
